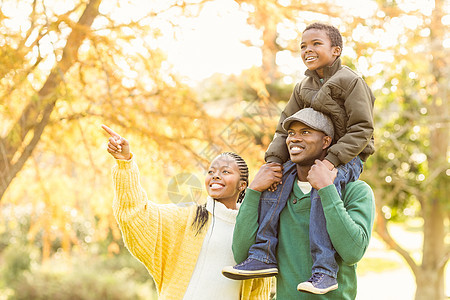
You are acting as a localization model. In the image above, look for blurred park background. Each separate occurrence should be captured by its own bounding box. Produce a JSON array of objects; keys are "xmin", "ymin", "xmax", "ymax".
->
[{"xmin": 0, "ymin": 0, "xmax": 448, "ymax": 299}]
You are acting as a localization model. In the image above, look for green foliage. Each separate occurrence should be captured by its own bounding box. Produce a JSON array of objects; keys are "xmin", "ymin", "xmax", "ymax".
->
[
  {"xmin": 0, "ymin": 210, "xmax": 30, "ymax": 252},
  {"xmin": 2, "ymin": 253, "xmax": 156, "ymax": 300},
  {"xmin": 0, "ymin": 244, "xmax": 32, "ymax": 286},
  {"xmin": 0, "ymin": 226, "xmax": 156, "ymax": 298},
  {"xmin": 95, "ymin": 251, "xmax": 154, "ymax": 284},
  {"xmin": 0, "ymin": 0, "xmax": 448, "ymax": 299},
  {"xmin": 361, "ymin": 57, "xmax": 438, "ymax": 221}
]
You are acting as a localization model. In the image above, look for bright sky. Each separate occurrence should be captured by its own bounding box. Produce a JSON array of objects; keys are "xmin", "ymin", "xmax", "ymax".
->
[
  {"xmin": 127, "ymin": 0, "xmax": 440, "ymax": 83},
  {"xmin": 2, "ymin": 0, "xmax": 445, "ymax": 84},
  {"xmin": 164, "ymin": 0, "xmax": 262, "ymax": 83},
  {"xmin": 98, "ymin": 0, "xmax": 383, "ymax": 83}
]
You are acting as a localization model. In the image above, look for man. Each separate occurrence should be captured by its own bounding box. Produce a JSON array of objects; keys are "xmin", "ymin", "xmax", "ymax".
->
[{"xmin": 226, "ymin": 108, "xmax": 375, "ymax": 299}]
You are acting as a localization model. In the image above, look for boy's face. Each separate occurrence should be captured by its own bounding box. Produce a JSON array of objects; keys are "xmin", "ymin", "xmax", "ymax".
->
[{"xmin": 300, "ymin": 28, "xmax": 341, "ymax": 78}]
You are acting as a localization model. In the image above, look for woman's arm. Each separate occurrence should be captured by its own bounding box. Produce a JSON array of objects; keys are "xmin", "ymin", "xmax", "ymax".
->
[
  {"xmin": 103, "ymin": 125, "xmax": 188, "ymax": 289},
  {"xmin": 112, "ymin": 158, "xmax": 188, "ymax": 287}
]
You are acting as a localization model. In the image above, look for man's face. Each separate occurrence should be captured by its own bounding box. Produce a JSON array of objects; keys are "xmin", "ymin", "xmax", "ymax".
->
[{"xmin": 286, "ymin": 121, "xmax": 331, "ymax": 166}]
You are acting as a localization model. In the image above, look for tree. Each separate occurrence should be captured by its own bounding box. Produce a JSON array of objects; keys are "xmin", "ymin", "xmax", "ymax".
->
[
  {"xmin": 0, "ymin": 0, "xmax": 217, "ymax": 260},
  {"xmin": 0, "ymin": 0, "xmax": 216, "ymax": 203},
  {"xmin": 236, "ymin": 0, "xmax": 343, "ymax": 85},
  {"xmin": 359, "ymin": 1, "xmax": 449, "ymax": 299},
  {"xmin": 0, "ymin": 0, "xmax": 102, "ymax": 200},
  {"xmin": 1, "ymin": 1, "xmax": 448, "ymax": 298},
  {"xmin": 235, "ymin": 0, "xmax": 449, "ymax": 298}
]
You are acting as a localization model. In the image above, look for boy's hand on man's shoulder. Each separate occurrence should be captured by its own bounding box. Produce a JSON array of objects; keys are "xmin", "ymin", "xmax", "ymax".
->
[
  {"xmin": 322, "ymin": 159, "xmax": 335, "ymax": 171},
  {"xmin": 307, "ymin": 160, "xmax": 337, "ymax": 190},
  {"xmin": 249, "ymin": 163, "xmax": 283, "ymax": 193}
]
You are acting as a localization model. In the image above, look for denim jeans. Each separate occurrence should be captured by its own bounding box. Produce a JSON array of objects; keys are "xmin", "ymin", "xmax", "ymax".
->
[
  {"xmin": 309, "ymin": 156, "xmax": 363, "ymax": 278},
  {"xmin": 247, "ymin": 157, "xmax": 363, "ymax": 276},
  {"xmin": 248, "ymin": 161, "xmax": 297, "ymax": 264}
]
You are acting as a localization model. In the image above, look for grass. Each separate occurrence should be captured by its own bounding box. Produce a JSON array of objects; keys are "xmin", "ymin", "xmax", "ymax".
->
[{"xmin": 357, "ymin": 256, "xmax": 403, "ymax": 276}]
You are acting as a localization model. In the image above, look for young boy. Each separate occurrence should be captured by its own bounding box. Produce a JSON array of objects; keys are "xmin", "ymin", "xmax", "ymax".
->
[{"xmin": 222, "ymin": 22, "xmax": 375, "ymax": 295}]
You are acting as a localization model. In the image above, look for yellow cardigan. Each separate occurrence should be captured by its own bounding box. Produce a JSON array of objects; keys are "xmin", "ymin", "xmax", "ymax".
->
[{"xmin": 112, "ymin": 158, "xmax": 271, "ymax": 300}]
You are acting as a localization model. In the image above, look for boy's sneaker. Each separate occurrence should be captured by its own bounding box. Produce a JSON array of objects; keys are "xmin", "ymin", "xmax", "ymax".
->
[
  {"xmin": 222, "ymin": 258, "xmax": 278, "ymax": 280},
  {"xmin": 297, "ymin": 272, "xmax": 338, "ymax": 294}
]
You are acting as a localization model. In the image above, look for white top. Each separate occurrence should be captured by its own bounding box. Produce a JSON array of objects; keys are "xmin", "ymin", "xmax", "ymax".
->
[
  {"xmin": 183, "ymin": 197, "xmax": 241, "ymax": 300},
  {"xmin": 297, "ymin": 180, "xmax": 313, "ymax": 194}
]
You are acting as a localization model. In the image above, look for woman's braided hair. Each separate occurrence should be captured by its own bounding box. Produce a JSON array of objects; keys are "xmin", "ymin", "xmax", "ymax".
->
[
  {"xmin": 191, "ymin": 152, "xmax": 249, "ymax": 235},
  {"xmin": 221, "ymin": 152, "xmax": 249, "ymax": 203}
]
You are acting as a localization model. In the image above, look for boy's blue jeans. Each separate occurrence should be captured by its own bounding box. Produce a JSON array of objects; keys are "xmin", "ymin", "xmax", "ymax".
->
[{"xmin": 248, "ymin": 157, "xmax": 363, "ymax": 279}]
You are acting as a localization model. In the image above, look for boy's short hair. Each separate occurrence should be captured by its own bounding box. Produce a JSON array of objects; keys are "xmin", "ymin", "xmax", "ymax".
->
[{"xmin": 304, "ymin": 23, "xmax": 343, "ymax": 54}]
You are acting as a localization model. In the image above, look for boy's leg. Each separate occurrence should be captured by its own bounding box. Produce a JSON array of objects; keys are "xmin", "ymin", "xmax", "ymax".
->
[
  {"xmin": 310, "ymin": 188, "xmax": 338, "ymax": 278},
  {"xmin": 297, "ymin": 187, "xmax": 339, "ymax": 295},
  {"xmin": 222, "ymin": 170, "xmax": 297, "ymax": 280},
  {"xmin": 222, "ymin": 197, "xmax": 284, "ymax": 280},
  {"xmin": 298, "ymin": 156, "xmax": 363, "ymax": 294},
  {"xmin": 310, "ymin": 156, "xmax": 363, "ymax": 276},
  {"xmin": 334, "ymin": 156, "xmax": 364, "ymax": 192}
]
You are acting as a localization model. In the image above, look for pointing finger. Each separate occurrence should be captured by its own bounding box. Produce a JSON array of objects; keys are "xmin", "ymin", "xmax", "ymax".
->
[{"xmin": 101, "ymin": 124, "xmax": 120, "ymax": 139}]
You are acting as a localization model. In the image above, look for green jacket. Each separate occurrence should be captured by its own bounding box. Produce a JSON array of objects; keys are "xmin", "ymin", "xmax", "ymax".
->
[
  {"xmin": 233, "ymin": 181, "xmax": 375, "ymax": 299},
  {"xmin": 265, "ymin": 58, "xmax": 375, "ymax": 167}
]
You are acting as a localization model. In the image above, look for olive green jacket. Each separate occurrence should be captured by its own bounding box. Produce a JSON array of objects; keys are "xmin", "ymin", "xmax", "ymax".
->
[{"xmin": 265, "ymin": 58, "xmax": 375, "ymax": 166}]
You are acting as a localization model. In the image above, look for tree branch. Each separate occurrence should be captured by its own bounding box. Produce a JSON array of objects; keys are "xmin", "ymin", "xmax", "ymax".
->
[
  {"xmin": 373, "ymin": 189, "xmax": 419, "ymax": 275},
  {"xmin": 17, "ymin": 0, "xmax": 38, "ymax": 50},
  {"xmin": 374, "ymin": 214, "xmax": 420, "ymax": 275},
  {"xmin": 437, "ymin": 248, "xmax": 450, "ymax": 270},
  {"xmin": 0, "ymin": 0, "xmax": 102, "ymax": 201},
  {"xmin": 0, "ymin": 56, "xmax": 43, "ymax": 101}
]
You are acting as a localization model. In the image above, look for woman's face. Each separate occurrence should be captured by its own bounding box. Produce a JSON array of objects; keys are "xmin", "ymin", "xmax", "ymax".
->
[{"xmin": 205, "ymin": 155, "xmax": 243, "ymax": 205}]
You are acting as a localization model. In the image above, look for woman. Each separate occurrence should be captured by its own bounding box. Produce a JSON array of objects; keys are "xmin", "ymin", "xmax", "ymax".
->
[{"xmin": 102, "ymin": 125, "xmax": 271, "ymax": 299}]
